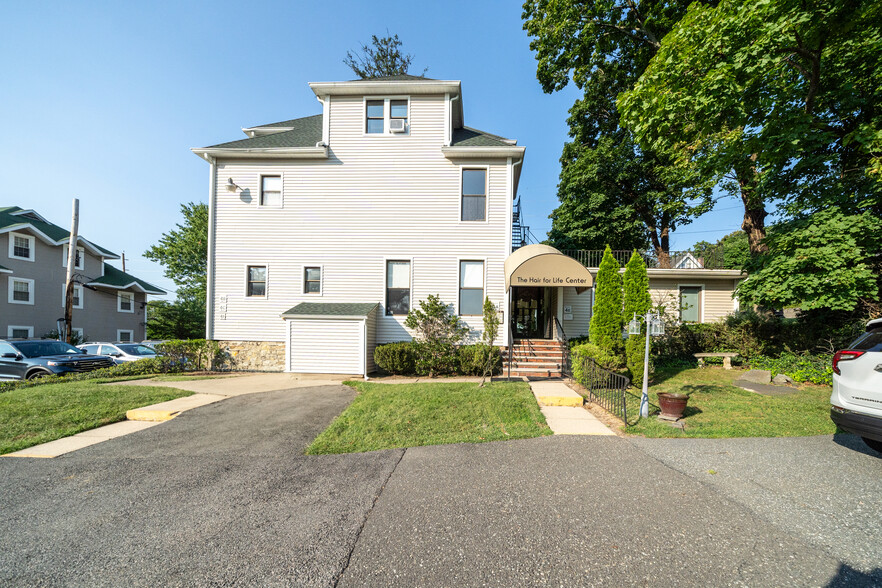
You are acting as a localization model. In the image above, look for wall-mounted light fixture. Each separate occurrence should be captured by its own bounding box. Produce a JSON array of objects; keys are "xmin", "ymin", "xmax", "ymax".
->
[{"xmin": 226, "ymin": 178, "xmax": 242, "ymax": 192}]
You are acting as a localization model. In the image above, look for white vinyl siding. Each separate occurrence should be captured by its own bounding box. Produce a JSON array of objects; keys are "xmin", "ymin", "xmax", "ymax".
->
[
  {"xmin": 288, "ymin": 319, "xmax": 364, "ymax": 374},
  {"xmin": 210, "ymin": 93, "xmax": 511, "ymax": 345},
  {"xmin": 562, "ymin": 287, "xmax": 593, "ymax": 338}
]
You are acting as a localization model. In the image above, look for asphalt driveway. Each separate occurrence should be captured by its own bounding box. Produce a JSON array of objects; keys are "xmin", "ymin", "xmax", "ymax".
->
[{"xmin": 1, "ymin": 385, "xmax": 880, "ymax": 587}]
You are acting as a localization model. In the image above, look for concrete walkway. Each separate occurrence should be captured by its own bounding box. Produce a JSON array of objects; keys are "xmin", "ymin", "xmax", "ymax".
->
[
  {"xmin": 4, "ymin": 373, "xmax": 347, "ymax": 459},
  {"xmin": 529, "ymin": 379, "xmax": 615, "ymax": 436}
]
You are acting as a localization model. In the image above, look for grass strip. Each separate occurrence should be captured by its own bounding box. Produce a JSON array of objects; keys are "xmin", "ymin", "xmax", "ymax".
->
[
  {"xmin": 625, "ymin": 367, "xmax": 835, "ymax": 438},
  {"xmin": 307, "ymin": 380, "xmax": 551, "ymax": 454},
  {"xmin": 0, "ymin": 381, "xmax": 192, "ymax": 454}
]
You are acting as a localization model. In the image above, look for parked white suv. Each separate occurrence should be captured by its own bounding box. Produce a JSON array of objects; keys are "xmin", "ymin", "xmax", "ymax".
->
[{"xmin": 830, "ymin": 318, "xmax": 882, "ymax": 455}]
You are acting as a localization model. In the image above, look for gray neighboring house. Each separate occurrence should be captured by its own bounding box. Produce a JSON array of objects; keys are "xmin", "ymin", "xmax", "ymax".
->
[{"xmin": 0, "ymin": 206, "xmax": 165, "ymax": 342}]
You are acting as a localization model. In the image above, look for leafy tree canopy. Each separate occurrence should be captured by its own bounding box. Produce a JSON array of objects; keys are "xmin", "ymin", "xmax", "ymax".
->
[
  {"xmin": 146, "ymin": 299, "xmax": 205, "ymax": 340},
  {"xmin": 344, "ymin": 33, "xmax": 427, "ymax": 79},
  {"xmin": 144, "ymin": 202, "xmax": 208, "ymax": 305},
  {"xmin": 692, "ymin": 231, "xmax": 750, "ymax": 270}
]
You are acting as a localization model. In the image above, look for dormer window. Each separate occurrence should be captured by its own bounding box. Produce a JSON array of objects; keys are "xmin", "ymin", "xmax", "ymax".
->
[
  {"xmin": 365, "ymin": 97, "xmax": 409, "ymax": 135},
  {"xmin": 366, "ymin": 100, "xmax": 384, "ymax": 134}
]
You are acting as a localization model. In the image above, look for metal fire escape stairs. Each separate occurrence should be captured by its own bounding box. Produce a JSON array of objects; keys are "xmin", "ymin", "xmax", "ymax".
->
[{"xmin": 512, "ymin": 196, "xmax": 530, "ymax": 251}]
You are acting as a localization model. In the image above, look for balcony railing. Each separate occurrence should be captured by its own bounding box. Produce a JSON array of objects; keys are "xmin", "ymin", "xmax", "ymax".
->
[{"xmin": 561, "ymin": 248, "xmax": 728, "ymax": 270}]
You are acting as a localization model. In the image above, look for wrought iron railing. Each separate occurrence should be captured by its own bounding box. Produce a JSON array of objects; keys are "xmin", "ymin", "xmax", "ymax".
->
[
  {"xmin": 561, "ymin": 248, "xmax": 728, "ymax": 270},
  {"xmin": 507, "ymin": 323, "xmax": 513, "ymax": 379},
  {"xmin": 553, "ymin": 316, "xmax": 570, "ymax": 376},
  {"xmin": 573, "ymin": 355, "xmax": 632, "ymax": 424}
]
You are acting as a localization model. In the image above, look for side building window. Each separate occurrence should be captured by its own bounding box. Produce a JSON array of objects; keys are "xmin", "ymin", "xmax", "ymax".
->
[
  {"xmin": 7, "ymin": 326, "xmax": 33, "ymax": 338},
  {"xmin": 9, "ymin": 232, "xmax": 35, "ymax": 261},
  {"xmin": 386, "ymin": 260, "xmax": 410, "ymax": 315},
  {"xmin": 62, "ymin": 284, "xmax": 84, "ymax": 309},
  {"xmin": 260, "ymin": 176, "xmax": 282, "ymax": 207},
  {"xmin": 9, "ymin": 278, "xmax": 34, "ymax": 305},
  {"xmin": 247, "ymin": 266, "xmax": 266, "ymax": 297},
  {"xmin": 117, "ymin": 330, "xmax": 134, "ymax": 343},
  {"xmin": 366, "ymin": 100, "xmax": 384, "ymax": 134},
  {"xmin": 304, "ymin": 267, "xmax": 321, "ymax": 294},
  {"xmin": 459, "ymin": 261, "xmax": 484, "ymax": 316},
  {"xmin": 118, "ymin": 291, "xmax": 134, "ymax": 312},
  {"xmin": 461, "ymin": 169, "xmax": 486, "ymax": 221},
  {"xmin": 389, "ymin": 99, "xmax": 408, "ymax": 132}
]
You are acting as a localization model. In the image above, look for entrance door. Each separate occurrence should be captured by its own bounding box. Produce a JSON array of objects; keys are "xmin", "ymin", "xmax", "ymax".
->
[{"xmin": 512, "ymin": 287, "xmax": 546, "ymax": 339}]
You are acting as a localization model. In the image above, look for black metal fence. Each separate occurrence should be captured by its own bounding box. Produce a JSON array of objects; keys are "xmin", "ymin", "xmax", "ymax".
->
[
  {"xmin": 561, "ymin": 247, "xmax": 728, "ymax": 270},
  {"xmin": 571, "ymin": 355, "xmax": 632, "ymax": 424}
]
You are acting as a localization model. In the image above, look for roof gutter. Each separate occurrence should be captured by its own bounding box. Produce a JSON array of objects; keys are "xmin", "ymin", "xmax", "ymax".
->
[
  {"xmin": 441, "ymin": 145, "xmax": 526, "ymax": 160},
  {"xmin": 308, "ymin": 80, "xmax": 461, "ymax": 98},
  {"xmin": 191, "ymin": 146, "xmax": 329, "ymax": 160}
]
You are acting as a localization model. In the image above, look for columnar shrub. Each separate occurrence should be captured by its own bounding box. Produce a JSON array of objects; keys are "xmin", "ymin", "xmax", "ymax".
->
[
  {"xmin": 623, "ymin": 250, "xmax": 651, "ymax": 383},
  {"xmin": 589, "ymin": 245, "xmax": 623, "ymax": 354}
]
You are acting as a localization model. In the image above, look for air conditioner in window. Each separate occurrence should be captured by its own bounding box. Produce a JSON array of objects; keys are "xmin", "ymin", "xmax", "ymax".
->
[{"xmin": 389, "ymin": 119, "xmax": 407, "ymax": 133}]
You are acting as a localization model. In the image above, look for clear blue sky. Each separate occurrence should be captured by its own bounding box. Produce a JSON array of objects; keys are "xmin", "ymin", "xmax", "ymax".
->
[{"xmin": 3, "ymin": 0, "xmax": 744, "ymax": 298}]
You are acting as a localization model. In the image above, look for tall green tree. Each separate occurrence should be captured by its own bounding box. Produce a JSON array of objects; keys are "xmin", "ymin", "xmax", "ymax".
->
[
  {"xmin": 523, "ymin": 0, "xmax": 714, "ymax": 262},
  {"xmin": 619, "ymin": 0, "xmax": 882, "ymax": 257},
  {"xmin": 589, "ymin": 246, "xmax": 624, "ymax": 353},
  {"xmin": 692, "ymin": 231, "xmax": 750, "ymax": 270},
  {"xmin": 623, "ymin": 250, "xmax": 651, "ymax": 382},
  {"xmin": 144, "ymin": 202, "xmax": 208, "ymax": 337},
  {"xmin": 344, "ymin": 33, "xmax": 427, "ymax": 79}
]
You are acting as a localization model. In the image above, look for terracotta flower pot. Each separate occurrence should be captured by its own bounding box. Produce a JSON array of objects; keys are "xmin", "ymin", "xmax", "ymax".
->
[{"xmin": 657, "ymin": 392, "xmax": 689, "ymax": 421}]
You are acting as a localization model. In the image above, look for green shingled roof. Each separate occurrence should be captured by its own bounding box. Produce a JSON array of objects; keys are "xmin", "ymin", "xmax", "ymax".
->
[
  {"xmin": 281, "ymin": 302, "xmax": 378, "ymax": 317},
  {"xmin": 0, "ymin": 206, "xmax": 118, "ymax": 257},
  {"xmin": 207, "ymin": 114, "xmax": 322, "ymax": 149},
  {"xmin": 451, "ymin": 126, "xmax": 513, "ymax": 147},
  {"xmin": 87, "ymin": 263, "xmax": 166, "ymax": 295}
]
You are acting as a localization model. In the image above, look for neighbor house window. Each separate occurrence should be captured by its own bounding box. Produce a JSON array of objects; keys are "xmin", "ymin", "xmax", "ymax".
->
[
  {"xmin": 304, "ymin": 267, "xmax": 321, "ymax": 294},
  {"xmin": 679, "ymin": 286, "xmax": 702, "ymax": 323},
  {"xmin": 366, "ymin": 100, "xmax": 384, "ymax": 134},
  {"xmin": 459, "ymin": 261, "xmax": 484, "ymax": 315},
  {"xmin": 71, "ymin": 327, "xmax": 83, "ymax": 341},
  {"xmin": 461, "ymin": 169, "xmax": 486, "ymax": 221},
  {"xmin": 118, "ymin": 291, "xmax": 134, "ymax": 312},
  {"xmin": 386, "ymin": 260, "xmax": 410, "ymax": 315},
  {"xmin": 260, "ymin": 176, "xmax": 282, "ymax": 207},
  {"xmin": 9, "ymin": 232, "xmax": 35, "ymax": 261},
  {"xmin": 117, "ymin": 330, "xmax": 133, "ymax": 343},
  {"xmin": 62, "ymin": 245, "xmax": 85, "ymax": 270},
  {"xmin": 8, "ymin": 326, "xmax": 33, "ymax": 338},
  {"xmin": 246, "ymin": 266, "xmax": 266, "ymax": 297},
  {"xmin": 9, "ymin": 278, "xmax": 34, "ymax": 305},
  {"xmin": 62, "ymin": 284, "xmax": 84, "ymax": 309}
]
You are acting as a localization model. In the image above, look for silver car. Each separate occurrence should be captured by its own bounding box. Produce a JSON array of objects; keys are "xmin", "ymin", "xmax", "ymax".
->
[
  {"xmin": 78, "ymin": 342, "xmax": 159, "ymax": 365},
  {"xmin": 830, "ymin": 318, "xmax": 882, "ymax": 455}
]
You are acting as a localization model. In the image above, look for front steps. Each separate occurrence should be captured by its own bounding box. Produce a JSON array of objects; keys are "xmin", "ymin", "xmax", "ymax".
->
[{"xmin": 503, "ymin": 339, "xmax": 567, "ymax": 378}]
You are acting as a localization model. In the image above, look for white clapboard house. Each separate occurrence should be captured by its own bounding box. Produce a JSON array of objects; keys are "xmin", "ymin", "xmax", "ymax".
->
[{"xmin": 193, "ymin": 75, "xmax": 738, "ymax": 376}]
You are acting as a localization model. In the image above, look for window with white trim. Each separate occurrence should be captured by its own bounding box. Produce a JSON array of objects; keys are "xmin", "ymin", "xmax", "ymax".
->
[
  {"xmin": 62, "ymin": 245, "xmax": 85, "ymax": 270},
  {"xmin": 386, "ymin": 260, "xmax": 410, "ymax": 315},
  {"xmin": 304, "ymin": 267, "xmax": 321, "ymax": 294},
  {"xmin": 9, "ymin": 277, "xmax": 34, "ymax": 305},
  {"xmin": 9, "ymin": 232, "xmax": 35, "ymax": 261},
  {"xmin": 461, "ymin": 169, "xmax": 486, "ymax": 221},
  {"xmin": 679, "ymin": 286, "xmax": 702, "ymax": 323},
  {"xmin": 366, "ymin": 100, "xmax": 384, "ymax": 134},
  {"xmin": 260, "ymin": 175, "xmax": 282, "ymax": 207},
  {"xmin": 62, "ymin": 284, "xmax": 84, "ymax": 309},
  {"xmin": 459, "ymin": 261, "xmax": 484, "ymax": 315},
  {"xmin": 389, "ymin": 99, "xmax": 408, "ymax": 131},
  {"xmin": 8, "ymin": 326, "xmax": 33, "ymax": 338},
  {"xmin": 246, "ymin": 266, "xmax": 266, "ymax": 297},
  {"xmin": 118, "ymin": 291, "xmax": 134, "ymax": 313},
  {"xmin": 71, "ymin": 327, "xmax": 84, "ymax": 341},
  {"xmin": 117, "ymin": 330, "xmax": 134, "ymax": 343}
]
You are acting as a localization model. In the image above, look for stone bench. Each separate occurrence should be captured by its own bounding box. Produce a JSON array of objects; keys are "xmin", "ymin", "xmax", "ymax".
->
[{"xmin": 693, "ymin": 352, "xmax": 740, "ymax": 370}]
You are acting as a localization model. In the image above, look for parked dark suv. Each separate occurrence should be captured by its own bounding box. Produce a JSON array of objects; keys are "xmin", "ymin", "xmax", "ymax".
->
[{"xmin": 0, "ymin": 339, "xmax": 115, "ymax": 380}]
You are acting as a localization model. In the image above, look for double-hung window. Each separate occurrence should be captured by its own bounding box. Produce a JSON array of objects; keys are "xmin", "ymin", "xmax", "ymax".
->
[
  {"xmin": 247, "ymin": 266, "xmax": 266, "ymax": 297},
  {"xmin": 304, "ymin": 267, "xmax": 321, "ymax": 294},
  {"xmin": 459, "ymin": 261, "xmax": 484, "ymax": 316},
  {"xmin": 62, "ymin": 284, "xmax": 84, "ymax": 309},
  {"xmin": 9, "ymin": 278, "xmax": 34, "ymax": 305},
  {"xmin": 117, "ymin": 330, "xmax": 134, "ymax": 343},
  {"xmin": 260, "ymin": 176, "xmax": 282, "ymax": 207},
  {"xmin": 366, "ymin": 100, "xmax": 385, "ymax": 134},
  {"xmin": 63, "ymin": 245, "xmax": 85, "ymax": 269},
  {"xmin": 390, "ymin": 100, "xmax": 408, "ymax": 131},
  {"xmin": 118, "ymin": 291, "xmax": 134, "ymax": 312},
  {"xmin": 9, "ymin": 232, "xmax": 35, "ymax": 261},
  {"xmin": 461, "ymin": 169, "xmax": 486, "ymax": 221},
  {"xmin": 386, "ymin": 260, "xmax": 410, "ymax": 315}
]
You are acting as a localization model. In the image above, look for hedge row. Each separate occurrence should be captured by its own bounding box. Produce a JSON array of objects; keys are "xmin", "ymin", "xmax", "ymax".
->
[{"xmin": 374, "ymin": 341, "xmax": 502, "ymax": 376}]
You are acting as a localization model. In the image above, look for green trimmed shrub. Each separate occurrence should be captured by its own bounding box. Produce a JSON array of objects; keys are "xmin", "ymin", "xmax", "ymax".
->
[
  {"xmin": 589, "ymin": 246, "xmax": 623, "ymax": 354},
  {"xmin": 571, "ymin": 342, "xmax": 624, "ymax": 383},
  {"xmin": 374, "ymin": 342, "xmax": 418, "ymax": 375},
  {"xmin": 457, "ymin": 344, "xmax": 502, "ymax": 376},
  {"xmin": 749, "ymin": 352, "xmax": 834, "ymax": 386},
  {"xmin": 154, "ymin": 339, "xmax": 226, "ymax": 371}
]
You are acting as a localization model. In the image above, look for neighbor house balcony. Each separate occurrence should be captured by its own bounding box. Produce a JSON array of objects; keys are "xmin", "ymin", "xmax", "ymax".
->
[{"xmin": 562, "ymin": 248, "xmax": 729, "ymax": 270}]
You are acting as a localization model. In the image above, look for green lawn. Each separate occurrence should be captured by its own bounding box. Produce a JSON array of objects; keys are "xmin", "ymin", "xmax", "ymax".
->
[
  {"xmin": 0, "ymin": 381, "xmax": 192, "ymax": 454},
  {"xmin": 306, "ymin": 380, "xmax": 552, "ymax": 455},
  {"xmin": 624, "ymin": 367, "xmax": 835, "ymax": 438}
]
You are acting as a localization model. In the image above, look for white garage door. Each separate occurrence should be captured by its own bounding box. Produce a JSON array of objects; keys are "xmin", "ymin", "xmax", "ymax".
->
[{"xmin": 288, "ymin": 318, "xmax": 363, "ymax": 374}]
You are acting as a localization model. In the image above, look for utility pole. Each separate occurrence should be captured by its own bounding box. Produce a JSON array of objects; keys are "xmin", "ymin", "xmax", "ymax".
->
[
  {"xmin": 121, "ymin": 251, "xmax": 126, "ymax": 273},
  {"xmin": 64, "ymin": 199, "xmax": 79, "ymax": 344}
]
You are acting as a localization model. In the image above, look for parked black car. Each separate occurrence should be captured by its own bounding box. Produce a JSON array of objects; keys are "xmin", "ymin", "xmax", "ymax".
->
[{"xmin": 0, "ymin": 339, "xmax": 115, "ymax": 380}]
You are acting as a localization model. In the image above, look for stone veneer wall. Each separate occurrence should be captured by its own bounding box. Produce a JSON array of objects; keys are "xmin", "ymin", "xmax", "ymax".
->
[{"xmin": 216, "ymin": 340, "xmax": 286, "ymax": 372}]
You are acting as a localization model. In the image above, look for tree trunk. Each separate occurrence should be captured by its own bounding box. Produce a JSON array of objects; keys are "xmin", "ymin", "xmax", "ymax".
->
[
  {"xmin": 735, "ymin": 155, "xmax": 768, "ymax": 255},
  {"xmin": 741, "ymin": 206, "xmax": 768, "ymax": 255}
]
